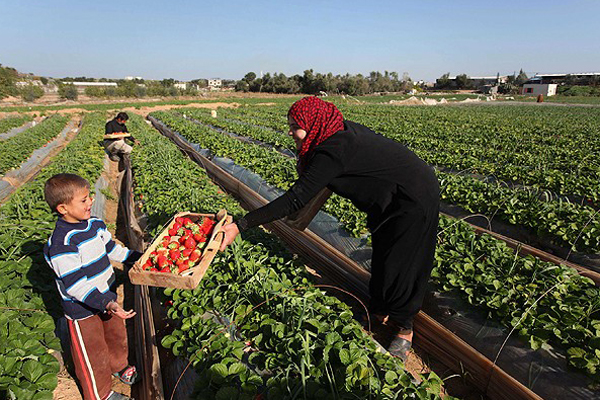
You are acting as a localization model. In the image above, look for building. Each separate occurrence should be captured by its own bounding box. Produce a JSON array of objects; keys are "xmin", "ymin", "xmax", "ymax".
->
[
  {"xmin": 174, "ymin": 83, "xmax": 187, "ymax": 90},
  {"xmin": 436, "ymin": 75, "xmax": 509, "ymax": 89},
  {"xmin": 69, "ymin": 82, "xmax": 118, "ymax": 93},
  {"xmin": 124, "ymin": 76, "xmax": 143, "ymax": 81},
  {"xmin": 521, "ymin": 82, "xmax": 558, "ymax": 96},
  {"xmin": 528, "ymin": 72, "xmax": 600, "ymax": 85},
  {"xmin": 174, "ymin": 82, "xmax": 200, "ymax": 91},
  {"xmin": 208, "ymin": 79, "xmax": 222, "ymax": 89}
]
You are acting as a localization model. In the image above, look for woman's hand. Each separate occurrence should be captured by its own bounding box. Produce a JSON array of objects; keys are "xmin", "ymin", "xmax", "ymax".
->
[{"xmin": 220, "ymin": 223, "xmax": 240, "ymax": 251}]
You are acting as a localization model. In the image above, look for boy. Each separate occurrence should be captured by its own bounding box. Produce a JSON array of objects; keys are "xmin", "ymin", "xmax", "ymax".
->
[{"xmin": 43, "ymin": 173, "xmax": 141, "ymax": 400}]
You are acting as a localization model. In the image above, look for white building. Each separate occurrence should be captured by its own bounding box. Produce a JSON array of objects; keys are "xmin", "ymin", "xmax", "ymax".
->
[
  {"xmin": 521, "ymin": 83, "xmax": 558, "ymax": 96},
  {"xmin": 208, "ymin": 79, "xmax": 222, "ymax": 88},
  {"xmin": 174, "ymin": 83, "xmax": 187, "ymax": 90},
  {"xmin": 124, "ymin": 76, "xmax": 143, "ymax": 81}
]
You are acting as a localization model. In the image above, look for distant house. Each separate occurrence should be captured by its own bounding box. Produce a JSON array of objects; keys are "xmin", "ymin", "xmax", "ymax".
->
[
  {"xmin": 521, "ymin": 81, "xmax": 558, "ymax": 96},
  {"xmin": 174, "ymin": 82, "xmax": 200, "ymax": 91},
  {"xmin": 174, "ymin": 83, "xmax": 187, "ymax": 90},
  {"xmin": 124, "ymin": 76, "xmax": 143, "ymax": 81},
  {"xmin": 528, "ymin": 72, "xmax": 600, "ymax": 85},
  {"xmin": 208, "ymin": 79, "xmax": 222, "ymax": 89}
]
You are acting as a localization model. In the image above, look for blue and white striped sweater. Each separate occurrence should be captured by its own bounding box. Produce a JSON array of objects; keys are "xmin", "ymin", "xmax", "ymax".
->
[{"xmin": 44, "ymin": 217, "xmax": 131, "ymax": 319}]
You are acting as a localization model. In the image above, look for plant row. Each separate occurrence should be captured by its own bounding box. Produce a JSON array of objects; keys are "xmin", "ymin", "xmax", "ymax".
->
[
  {"xmin": 0, "ymin": 114, "xmax": 33, "ymax": 135},
  {"xmin": 0, "ymin": 115, "xmax": 70, "ymax": 176},
  {"xmin": 151, "ymin": 111, "xmax": 600, "ymax": 382},
  {"xmin": 129, "ymin": 115, "xmax": 448, "ymax": 399},
  {"xmin": 161, "ymin": 110, "xmax": 600, "ymax": 253},
  {"xmin": 0, "ymin": 113, "xmax": 107, "ymax": 400},
  {"xmin": 218, "ymin": 104, "xmax": 600, "ymax": 203}
]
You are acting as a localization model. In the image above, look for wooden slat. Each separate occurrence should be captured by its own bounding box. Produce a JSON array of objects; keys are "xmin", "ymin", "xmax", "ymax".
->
[
  {"xmin": 150, "ymin": 117, "xmax": 542, "ymax": 400},
  {"xmin": 120, "ymin": 156, "xmax": 165, "ymax": 400}
]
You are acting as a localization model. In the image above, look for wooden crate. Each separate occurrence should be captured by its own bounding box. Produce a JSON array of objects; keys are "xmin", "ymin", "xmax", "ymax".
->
[{"xmin": 129, "ymin": 210, "xmax": 231, "ymax": 289}]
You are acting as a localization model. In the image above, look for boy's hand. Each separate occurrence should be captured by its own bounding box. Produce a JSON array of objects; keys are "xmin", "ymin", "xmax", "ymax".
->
[
  {"xmin": 220, "ymin": 223, "xmax": 240, "ymax": 251},
  {"xmin": 106, "ymin": 301, "xmax": 136, "ymax": 319}
]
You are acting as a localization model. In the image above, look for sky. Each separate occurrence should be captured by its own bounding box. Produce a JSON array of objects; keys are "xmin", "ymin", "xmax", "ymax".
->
[{"xmin": 1, "ymin": 0, "xmax": 599, "ymax": 82}]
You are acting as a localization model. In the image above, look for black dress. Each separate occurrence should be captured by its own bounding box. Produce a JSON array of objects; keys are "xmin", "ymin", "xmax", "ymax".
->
[{"xmin": 237, "ymin": 120, "xmax": 439, "ymax": 329}]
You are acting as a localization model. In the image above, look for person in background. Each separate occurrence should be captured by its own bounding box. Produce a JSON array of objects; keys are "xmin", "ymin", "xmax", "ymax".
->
[
  {"xmin": 219, "ymin": 96, "xmax": 440, "ymax": 361},
  {"xmin": 104, "ymin": 112, "xmax": 138, "ymax": 161},
  {"xmin": 43, "ymin": 173, "xmax": 142, "ymax": 400}
]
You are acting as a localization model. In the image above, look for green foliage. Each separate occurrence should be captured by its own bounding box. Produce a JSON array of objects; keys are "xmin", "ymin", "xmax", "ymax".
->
[
  {"xmin": 130, "ymin": 116, "xmax": 449, "ymax": 399},
  {"xmin": 58, "ymin": 84, "xmax": 78, "ymax": 100},
  {"xmin": 0, "ymin": 115, "xmax": 69, "ymax": 175},
  {"xmin": 20, "ymin": 84, "xmax": 44, "ymax": 102},
  {"xmin": 0, "ymin": 64, "xmax": 19, "ymax": 99},
  {"xmin": 0, "ymin": 115, "xmax": 33, "ymax": 134},
  {"xmin": 0, "ymin": 113, "xmax": 107, "ymax": 397}
]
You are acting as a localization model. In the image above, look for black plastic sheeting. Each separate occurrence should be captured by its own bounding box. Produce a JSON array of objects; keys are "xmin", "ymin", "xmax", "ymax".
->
[
  {"xmin": 149, "ymin": 116, "xmax": 599, "ymax": 399},
  {"xmin": 0, "ymin": 119, "xmax": 79, "ymax": 203}
]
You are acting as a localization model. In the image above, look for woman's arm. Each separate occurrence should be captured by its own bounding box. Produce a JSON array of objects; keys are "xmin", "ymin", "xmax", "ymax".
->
[{"xmin": 220, "ymin": 151, "xmax": 343, "ymax": 249}]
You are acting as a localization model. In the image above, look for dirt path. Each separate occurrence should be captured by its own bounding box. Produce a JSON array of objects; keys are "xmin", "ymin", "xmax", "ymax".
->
[{"xmin": 0, "ymin": 102, "xmax": 239, "ymax": 120}]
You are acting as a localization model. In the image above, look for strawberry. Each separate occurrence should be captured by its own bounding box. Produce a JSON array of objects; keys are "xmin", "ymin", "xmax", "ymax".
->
[
  {"xmin": 157, "ymin": 255, "xmax": 168, "ymax": 269},
  {"xmin": 193, "ymin": 233, "xmax": 205, "ymax": 242},
  {"xmin": 176, "ymin": 258, "xmax": 185, "ymax": 267},
  {"xmin": 172, "ymin": 222, "xmax": 182, "ymax": 231},
  {"xmin": 175, "ymin": 217, "xmax": 184, "ymax": 224},
  {"xmin": 168, "ymin": 241, "xmax": 180, "ymax": 249},
  {"xmin": 183, "ymin": 217, "xmax": 193, "ymax": 226},
  {"xmin": 160, "ymin": 267, "xmax": 170, "ymax": 273},
  {"xmin": 178, "ymin": 260, "xmax": 190, "ymax": 273},
  {"xmin": 179, "ymin": 235, "xmax": 188, "ymax": 244},
  {"xmin": 182, "ymin": 248, "xmax": 193, "ymax": 257},
  {"xmin": 150, "ymin": 267, "xmax": 158, "ymax": 272},
  {"xmin": 190, "ymin": 249, "xmax": 201, "ymax": 262},
  {"xmin": 184, "ymin": 237, "xmax": 197, "ymax": 249},
  {"xmin": 168, "ymin": 228, "xmax": 178, "ymax": 236},
  {"xmin": 169, "ymin": 249, "xmax": 181, "ymax": 260}
]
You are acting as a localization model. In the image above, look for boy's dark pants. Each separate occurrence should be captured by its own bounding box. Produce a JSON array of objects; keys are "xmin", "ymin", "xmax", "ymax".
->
[{"xmin": 67, "ymin": 312, "xmax": 129, "ymax": 400}]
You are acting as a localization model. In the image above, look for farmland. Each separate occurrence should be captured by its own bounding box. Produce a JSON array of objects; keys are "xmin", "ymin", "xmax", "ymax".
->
[{"xmin": 0, "ymin": 98, "xmax": 599, "ymax": 400}]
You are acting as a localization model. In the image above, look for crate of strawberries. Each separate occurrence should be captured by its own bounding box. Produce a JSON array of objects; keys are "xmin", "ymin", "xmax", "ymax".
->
[{"xmin": 129, "ymin": 209, "xmax": 232, "ymax": 289}]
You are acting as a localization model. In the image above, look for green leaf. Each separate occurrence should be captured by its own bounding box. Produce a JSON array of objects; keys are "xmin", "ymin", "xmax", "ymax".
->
[{"xmin": 22, "ymin": 360, "xmax": 44, "ymax": 383}]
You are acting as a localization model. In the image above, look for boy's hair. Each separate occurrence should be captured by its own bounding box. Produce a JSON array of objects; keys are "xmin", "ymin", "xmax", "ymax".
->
[
  {"xmin": 44, "ymin": 173, "xmax": 91, "ymax": 214},
  {"xmin": 115, "ymin": 112, "xmax": 129, "ymax": 121}
]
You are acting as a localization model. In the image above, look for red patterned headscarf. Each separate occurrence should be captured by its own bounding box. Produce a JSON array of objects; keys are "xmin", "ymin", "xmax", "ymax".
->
[{"xmin": 288, "ymin": 96, "xmax": 344, "ymax": 172}]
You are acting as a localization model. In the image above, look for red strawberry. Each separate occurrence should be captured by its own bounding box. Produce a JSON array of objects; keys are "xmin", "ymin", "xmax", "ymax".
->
[
  {"xmin": 183, "ymin": 217, "xmax": 193, "ymax": 226},
  {"xmin": 150, "ymin": 267, "xmax": 158, "ymax": 272},
  {"xmin": 168, "ymin": 241, "xmax": 180, "ymax": 249},
  {"xmin": 184, "ymin": 237, "xmax": 197, "ymax": 249},
  {"xmin": 144, "ymin": 260, "xmax": 153, "ymax": 268},
  {"xmin": 175, "ymin": 217, "xmax": 184, "ymax": 224},
  {"xmin": 178, "ymin": 260, "xmax": 190, "ymax": 273},
  {"xmin": 168, "ymin": 228, "xmax": 178, "ymax": 236},
  {"xmin": 182, "ymin": 248, "xmax": 193, "ymax": 257},
  {"xmin": 157, "ymin": 255, "xmax": 168, "ymax": 268},
  {"xmin": 179, "ymin": 236, "xmax": 188, "ymax": 244},
  {"xmin": 169, "ymin": 249, "xmax": 181, "ymax": 260},
  {"xmin": 172, "ymin": 222, "xmax": 182, "ymax": 231},
  {"xmin": 189, "ymin": 249, "xmax": 201, "ymax": 262},
  {"xmin": 193, "ymin": 233, "xmax": 205, "ymax": 242},
  {"xmin": 160, "ymin": 267, "xmax": 170, "ymax": 273}
]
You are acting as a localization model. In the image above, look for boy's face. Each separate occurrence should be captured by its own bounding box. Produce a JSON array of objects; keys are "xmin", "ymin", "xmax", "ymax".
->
[{"xmin": 57, "ymin": 187, "xmax": 93, "ymax": 223}]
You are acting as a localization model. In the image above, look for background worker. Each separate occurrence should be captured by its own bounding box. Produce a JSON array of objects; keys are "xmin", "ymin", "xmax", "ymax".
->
[
  {"xmin": 104, "ymin": 112, "xmax": 138, "ymax": 161},
  {"xmin": 219, "ymin": 96, "xmax": 440, "ymax": 360}
]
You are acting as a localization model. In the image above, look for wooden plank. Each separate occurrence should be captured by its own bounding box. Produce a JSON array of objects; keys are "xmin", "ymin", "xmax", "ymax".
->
[
  {"xmin": 151, "ymin": 118, "xmax": 542, "ymax": 400},
  {"xmin": 120, "ymin": 156, "xmax": 165, "ymax": 400}
]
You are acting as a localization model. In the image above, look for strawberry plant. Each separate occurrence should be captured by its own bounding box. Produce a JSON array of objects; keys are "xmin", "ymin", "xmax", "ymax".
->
[
  {"xmin": 0, "ymin": 115, "xmax": 69, "ymax": 176},
  {"xmin": 129, "ymin": 115, "xmax": 450, "ymax": 399},
  {"xmin": 0, "ymin": 113, "xmax": 107, "ymax": 399},
  {"xmin": 0, "ymin": 114, "xmax": 33, "ymax": 135}
]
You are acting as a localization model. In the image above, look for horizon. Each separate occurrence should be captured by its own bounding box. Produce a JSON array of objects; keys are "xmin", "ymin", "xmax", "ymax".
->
[{"xmin": 1, "ymin": 0, "xmax": 599, "ymax": 82}]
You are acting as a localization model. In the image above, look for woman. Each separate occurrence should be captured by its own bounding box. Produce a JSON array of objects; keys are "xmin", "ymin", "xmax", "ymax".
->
[{"xmin": 220, "ymin": 96, "xmax": 439, "ymax": 360}]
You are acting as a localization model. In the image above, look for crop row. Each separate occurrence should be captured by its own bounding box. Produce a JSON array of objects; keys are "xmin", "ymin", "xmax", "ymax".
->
[
  {"xmin": 0, "ymin": 115, "xmax": 70, "ymax": 176},
  {"xmin": 151, "ymin": 111, "xmax": 600, "ymax": 381},
  {"xmin": 0, "ymin": 114, "xmax": 108, "ymax": 399},
  {"xmin": 129, "ymin": 115, "xmax": 448, "ymax": 399},
  {"xmin": 217, "ymin": 104, "xmax": 600, "ymax": 202},
  {"xmin": 166, "ymin": 110, "xmax": 600, "ymax": 253},
  {"xmin": 0, "ymin": 114, "xmax": 34, "ymax": 135}
]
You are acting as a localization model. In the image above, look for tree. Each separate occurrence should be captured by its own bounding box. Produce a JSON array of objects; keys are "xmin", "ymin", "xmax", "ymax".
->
[
  {"xmin": 436, "ymin": 73, "xmax": 451, "ymax": 89},
  {"xmin": 20, "ymin": 84, "xmax": 44, "ymax": 102},
  {"xmin": 40, "ymin": 77, "xmax": 49, "ymax": 85},
  {"xmin": 0, "ymin": 64, "xmax": 18, "ymax": 99},
  {"xmin": 454, "ymin": 74, "xmax": 471, "ymax": 89},
  {"xmin": 59, "ymin": 84, "xmax": 78, "ymax": 100},
  {"xmin": 235, "ymin": 80, "xmax": 250, "ymax": 92},
  {"xmin": 243, "ymin": 72, "xmax": 257, "ymax": 83},
  {"xmin": 515, "ymin": 69, "xmax": 528, "ymax": 85},
  {"xmin": 161, "ymin": 78, "xmax": 175, "ymax": 87}
]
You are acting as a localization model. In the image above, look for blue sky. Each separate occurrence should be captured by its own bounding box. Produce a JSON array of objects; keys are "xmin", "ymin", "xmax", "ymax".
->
[{"xmin": 1, "ymin": 0, "xmax": 598, "ymax": 81}]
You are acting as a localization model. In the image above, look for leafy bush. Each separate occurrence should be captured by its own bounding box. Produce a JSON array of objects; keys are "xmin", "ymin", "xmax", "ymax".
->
[
  {"xmin": 58, "ymin": 84, "xmax": 78, "ymax": 100},
  {"xmin": 20, "ymin": 84, "xmax": 44, "ymax": 102}
]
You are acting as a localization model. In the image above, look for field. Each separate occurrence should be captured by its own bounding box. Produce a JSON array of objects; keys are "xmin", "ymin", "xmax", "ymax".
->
[{"xmin": 0, "ymin": 96, "xmax": 599, "ymax": 399}]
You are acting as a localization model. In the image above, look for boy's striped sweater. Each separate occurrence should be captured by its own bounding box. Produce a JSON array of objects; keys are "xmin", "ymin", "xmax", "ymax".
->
[{"xmin": 44, "ymin": 217, "xmax": 132, "ymax": 319}]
